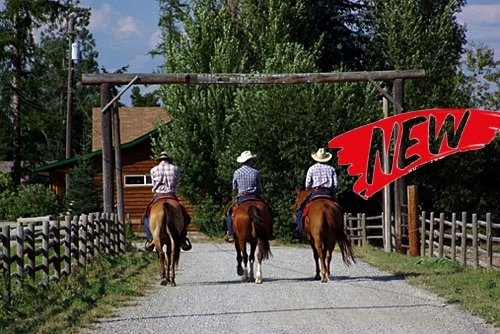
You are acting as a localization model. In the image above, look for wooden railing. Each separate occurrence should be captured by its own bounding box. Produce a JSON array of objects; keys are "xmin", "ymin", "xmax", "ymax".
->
[
  {"xmin": 0, "ymin": 212, "xmax": 126, "ymax": 301},
  {"xmin": 420, "ymin": 211, "xmax": 500, "ymax": 270},
  {"xmin": 344, "ymin": 212, "xmax": 384, "ymax": 247}
]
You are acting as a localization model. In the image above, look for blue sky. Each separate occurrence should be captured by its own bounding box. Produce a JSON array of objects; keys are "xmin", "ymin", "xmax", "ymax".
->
[
  {"xmin": 0, "ymin": 0, "xmax": 494, "ymax": 105},
  {"xmin": 79, "ymin": 0, "xmax": 500, "ymax": 105}
]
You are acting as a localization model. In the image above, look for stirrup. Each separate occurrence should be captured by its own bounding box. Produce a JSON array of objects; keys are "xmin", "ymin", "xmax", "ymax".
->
[{"xmin": 225, "ymin": 233, "xmax": 234, "ymax": 243}]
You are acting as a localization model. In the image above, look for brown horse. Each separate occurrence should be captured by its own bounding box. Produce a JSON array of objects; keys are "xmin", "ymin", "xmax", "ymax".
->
[
  {"xmin": 148, "ymin": 198, "xmax": 185, "ymax": 286},
  {"xmin": 294, "ymin": 189, "xmax": 355, "ymax": 282},
  {"xmin": 232, "ymin": 200, "xmax": 272, "ymax": 283}
]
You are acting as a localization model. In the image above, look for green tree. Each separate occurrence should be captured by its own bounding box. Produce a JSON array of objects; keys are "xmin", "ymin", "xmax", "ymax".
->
[
  {"xmin": 0, "ymin": 0, "xmax": 100, "ymax": 184},
  {"xmin": 457, "ymin": 43, "xmax": 500, "ymax": 111},
  {"xmin": 370, "ymin": 0, "xmax": 466, "ymax": 110},
  {"xmin": 130, "ymin": 86, "xmax": 160, "ymax": 107},
  {"xmin": 154, "ymin": 0, "xmax": 382, "ymax": 238},
  {"xmin": 67, "ymin": 153, "xmax": 102, "ymax": 216},
  {"xmin": 0, "ymin": 0, "xmax": 64, "ymax": 184}
]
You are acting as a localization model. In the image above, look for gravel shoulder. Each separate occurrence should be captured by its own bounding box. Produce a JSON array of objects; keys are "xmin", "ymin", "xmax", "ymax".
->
[{"xmin": 81, "ymin": 242, "xmax": 498, "ymax": 334}]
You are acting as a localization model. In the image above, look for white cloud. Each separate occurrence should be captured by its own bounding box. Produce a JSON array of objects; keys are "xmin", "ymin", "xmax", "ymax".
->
[
  {"xmin": 149, "ymin": 29, "xmax": 162, "ymax": 50},
  {"xmin": 89, "ymin": 3, "xmax": 140, "ymax": 42},
  {"xmin": 457, "ymin": 4, "xmax": 500, "ymax": 59}
]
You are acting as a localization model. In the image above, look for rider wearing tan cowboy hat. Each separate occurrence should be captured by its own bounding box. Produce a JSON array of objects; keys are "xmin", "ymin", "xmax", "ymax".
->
[
  {"xmin": 293, "ymin": 148, "xmax": 338, "ymax": 239},
  {"xmin": 143, "ymin": 151, "xmax": 191, "ymax": 251}
]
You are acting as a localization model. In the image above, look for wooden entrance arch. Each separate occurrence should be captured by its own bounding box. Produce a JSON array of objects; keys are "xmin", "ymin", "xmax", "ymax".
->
[{"xmin": 82, "ymin": 70, "xmax": 426, "ymax": 251}]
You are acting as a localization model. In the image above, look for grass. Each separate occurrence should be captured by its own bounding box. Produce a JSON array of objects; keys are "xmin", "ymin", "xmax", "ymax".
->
[
  {"xmin": 355, "ymin": 245, "xmax": 500, "ymax": 328},
  {"xmin": 1, "ymin": 240, "xmax": 499, "ymax": 332},
  {"xmin": 0, "ymin": 244, "xmax": 157, "ymax": 334}
]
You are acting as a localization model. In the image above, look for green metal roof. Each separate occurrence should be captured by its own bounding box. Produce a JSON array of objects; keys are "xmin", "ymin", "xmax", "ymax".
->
[{"xmin": 33, "ymin": 128, "xmax": 159, "ymax": 173}]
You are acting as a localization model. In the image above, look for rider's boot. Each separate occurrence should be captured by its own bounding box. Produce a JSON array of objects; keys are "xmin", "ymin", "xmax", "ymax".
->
[{"xmin": 180, "ymin": 226, "xmax": 192, "ymax": 251}]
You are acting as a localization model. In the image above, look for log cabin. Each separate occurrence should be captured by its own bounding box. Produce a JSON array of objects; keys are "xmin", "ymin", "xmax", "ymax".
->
[{"xmin": 33, "ymin": 107, "xmax": 192, "ymax": 233}]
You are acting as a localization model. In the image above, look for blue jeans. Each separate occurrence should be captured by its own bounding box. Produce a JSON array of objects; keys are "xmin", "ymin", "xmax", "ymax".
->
[{"xmin": 296, "ymin": 190, "xmax": 331, "ymax": 232}]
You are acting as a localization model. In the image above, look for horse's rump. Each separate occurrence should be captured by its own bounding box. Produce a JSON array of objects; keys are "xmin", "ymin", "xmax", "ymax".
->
[
  {"xmin": 233, "ymin": 200, "xmax": 272, "ymax": 260},
  {"xmin": 303, "ymin": 197, "xmax": 355, "ymax": 267},
  {"xmin": 149, "ymin": 199, "xmax": 183, "ymax": 264}
]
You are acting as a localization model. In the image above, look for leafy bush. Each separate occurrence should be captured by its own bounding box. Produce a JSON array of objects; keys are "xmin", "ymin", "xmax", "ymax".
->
[{"xmin": 3, "ymin": 183, "xmax": 63, "ymax": 221}]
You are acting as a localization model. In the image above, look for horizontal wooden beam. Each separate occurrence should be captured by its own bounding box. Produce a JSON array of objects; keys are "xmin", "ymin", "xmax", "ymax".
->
[{"xmin": 82, "ymin": 70, "xmax": 425, "ymax": 86}]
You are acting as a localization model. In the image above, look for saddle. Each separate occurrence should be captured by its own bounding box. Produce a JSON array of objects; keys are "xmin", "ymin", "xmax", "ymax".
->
[
  {"xmin": 141, "ymin": 195, "xmax": 187, "ymax": 224},
  {"xmin": 301, "ymin": 194, "xmax": 336, "ymax": 218},
  {"xmin": 227, "ymin": 196, "xmax": 273, "ymax": 220}
]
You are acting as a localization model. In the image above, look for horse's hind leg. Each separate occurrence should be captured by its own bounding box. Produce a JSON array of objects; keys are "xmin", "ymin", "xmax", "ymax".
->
[
  {"xmin": 235, "ymin": 242, "xmax": 244, "ymax": 276},
  {"xmin": 254, "ymin": 242, "xmax": 263, "ymax": 284},
  {"xmin": 320, "ymin": 247, "xmax": 328, "ymax": 283},
  {"xmin": 249, "ymin": 242, "xmax": 257, "ymax": 282},
  {"xmin": 310, "ymin": 241, "xmax": 321, "ymax": 280},
  {"xmin": 325, "ymin": 242, "xmax": 335, "ymax": 281},
  {"xmin": 156, "ymin": 247, "xmax": 168, "ymax": 286},
  {"xmin": 167, "ymin": 243, "xmax": 176, "ymax": 287}
]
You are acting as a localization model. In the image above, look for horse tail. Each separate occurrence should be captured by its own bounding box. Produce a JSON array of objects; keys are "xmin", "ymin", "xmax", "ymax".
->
[
  {"xmin": 331, "ymin": 203, "xmax": 356, "ymax": 266},
  {"xmin": 163, "ymin": 202, "xmax": 181, "ymax": 266},
  {"xmin": 248, "ymin": 205, "xmax": 272, "ymax": 260}
]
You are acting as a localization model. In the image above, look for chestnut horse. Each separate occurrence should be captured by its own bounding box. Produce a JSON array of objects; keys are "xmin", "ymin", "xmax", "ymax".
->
[
  {"xmin": 232, "ymin": 199, "xmax": 272, "ymax": 283},
  {"xmin": 294, "ymin": 189, "xmax": 355, "ymax": 282},
  {"xmin": 148, "ymin": 198, "xmax": 184, "ymax": 286}
]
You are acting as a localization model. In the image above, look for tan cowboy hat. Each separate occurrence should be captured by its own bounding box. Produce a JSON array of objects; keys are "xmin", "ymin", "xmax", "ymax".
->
[
  {"xmin": 311, "ymin": 148, "xmax": 332, "ymax": 162},
  {"xmin": 236, "ymin": 150, "xmax": 257, "ymax": 163},
  {"xmin": 156, "ymin": 151, "xmax": 173, "ymax": 162}
]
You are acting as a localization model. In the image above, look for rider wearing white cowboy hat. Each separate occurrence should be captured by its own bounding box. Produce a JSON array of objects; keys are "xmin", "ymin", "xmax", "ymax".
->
[
  {"xmin": 225, "ymin": 150, "xmax": 276, "ymax": 242},
  {"xmin": 293, "ymin": 148, "xmax": 339, "ymax": 239}
]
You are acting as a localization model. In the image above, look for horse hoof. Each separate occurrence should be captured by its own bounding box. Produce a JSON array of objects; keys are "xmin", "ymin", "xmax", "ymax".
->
[
  {"xmin": 314, "ymin": 274, "xmax": 321, "ymax": 280},
  {"xmin": 237, "ymin": 266, "xmax": 244, "ymax": 276},
  {"xmin": 160, "ymin": 279, "xmax": 168, "ymax": 286},
  {"xmin": 171, "ymin": 281, "xmax": 177, "ymax": 287}
]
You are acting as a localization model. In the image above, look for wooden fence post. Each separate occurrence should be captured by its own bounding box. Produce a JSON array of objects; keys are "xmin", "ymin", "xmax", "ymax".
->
[
  {"xmin": 438, "ymin": 213, "xmax": 444, "ymax": 258},
  {"xmin": 472, "ymin": 214, "xmax": 478, "ymax": 269},
  {"xmin": 451, "ymin": 213, "xmax": 457, "ymax": 262},
  {"xmin": 64, "ymin": 215, "xmax": 72, "ymax": 276},
  {"xmin": 80, "ymin": 214, "xmax": 88, "ymax": 267},
  {"xmin": 361, "ymin": 214, "xmax": 367, "ymax": 246},
  {"xmin": 461, "ymin": 212, "xmax": 467, "ymax": 266},
  {"xmin": 27, "ymin": 222, "xmax": 35, "ymax": 281},
  {"xmin": 420, "ymin": 211, "xmax": 426, "ymax": 256},
  {"xmin": 88, "ymin": 213, "xmax": 95, "ymax": 257},
  {"xmin": 407, "ymin": 185, "xmax": 419, "ymax": 257},
  {"xmin": 428, "ymin": 212, "xmax": 435, "ymax": 257},
  {"xmin": 16, "ymin": 223, "xmax": 24, "ymax": 288},
  {"xmin": 2, "ymin": 225, "xmax": 11, "ymax": 302},
  {"xmin": 52, "ymin": 219, "xmax": 61, "ymax": 281},
  {"xmin": 42, "ymin": 220, "xmax": 49, "ymax": 283},
  {"xmin": 486, "ymin": 213, "xmax": 492, "ymax": 269}
]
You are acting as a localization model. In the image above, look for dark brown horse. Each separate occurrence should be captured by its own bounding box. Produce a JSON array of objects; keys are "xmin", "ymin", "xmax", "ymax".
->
[
  {"xmin": 294, "ymin": 189, "xmax": 355, "ymax": 282},
  {"xmin": 232, "ymin": 200, "xmax": 272, "ymax": 283},
  {"xmin": 148, "ymin": 198, "xmax": 185, "ymax": 286}
]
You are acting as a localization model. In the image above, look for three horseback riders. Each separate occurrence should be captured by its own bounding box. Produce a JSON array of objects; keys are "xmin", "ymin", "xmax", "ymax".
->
[{"xmin": 143, "ymin": 147, "xmax": 338, "ymax": 247}]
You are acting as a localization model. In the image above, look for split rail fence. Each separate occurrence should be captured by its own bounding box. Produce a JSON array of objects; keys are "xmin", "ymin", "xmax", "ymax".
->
[
  {"xmin": 420, "ymin": 211, "xmax": 500, "ymax": 270},
  {"xmin": 0, "ymin": 212, "xmax": 126, "ymax": 301},
  {"xmin": 344, "ymin": 210, "xmax": 500, "ymax": 270}
]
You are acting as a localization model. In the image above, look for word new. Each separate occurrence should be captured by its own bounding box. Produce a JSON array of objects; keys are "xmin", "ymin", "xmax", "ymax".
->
[{"xmin": 328, "ymin": 109, "xmax": 500, "ymax": 199}]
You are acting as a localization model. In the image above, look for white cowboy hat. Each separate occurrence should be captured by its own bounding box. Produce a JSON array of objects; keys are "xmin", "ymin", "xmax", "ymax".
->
[
  {"xmin": 311, "ymin": 148, "xmax": 332, "ymax": 162},
  {"xmin": 236, "ymin": 150, "xmax": 257, "ymax": 163},
  {"xmin": 156, "ymin": 151, "xmax": 173, "ymax": 161}
]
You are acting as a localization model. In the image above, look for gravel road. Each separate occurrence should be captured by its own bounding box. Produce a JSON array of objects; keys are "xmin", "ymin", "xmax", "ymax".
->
[{"xmin": 81, "ymin": 242, "xmax": 498, "ymax": 334}]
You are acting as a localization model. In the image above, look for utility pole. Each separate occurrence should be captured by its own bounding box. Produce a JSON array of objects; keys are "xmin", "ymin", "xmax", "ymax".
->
[{"xmin": 66, "ymin": 14, "xmax": 79, "ymax": 191}]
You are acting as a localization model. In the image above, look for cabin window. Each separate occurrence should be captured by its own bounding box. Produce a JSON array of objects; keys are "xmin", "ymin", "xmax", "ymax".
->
[{"xmin": 124, "ymin": 175, "xmax": 152, "ymax": 186}]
